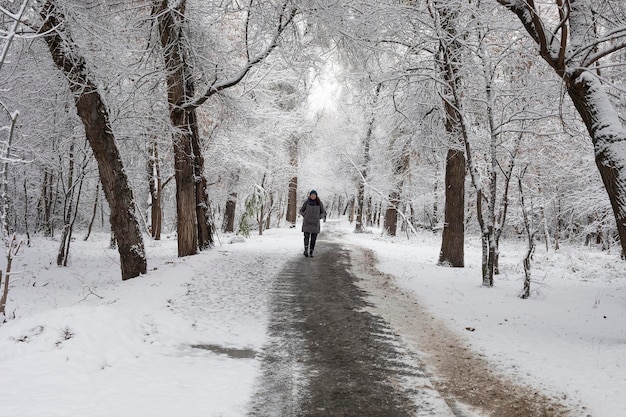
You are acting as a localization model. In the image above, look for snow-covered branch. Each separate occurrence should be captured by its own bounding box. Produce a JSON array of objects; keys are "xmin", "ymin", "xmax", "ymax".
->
[
  {"xmin": 568, "ymin": 26, "xmax": 626, "ymax": 64},
  {"xmin": 581, "ymin": 39, "xmax": 626, "ymax": 68},
  {"xmin": 0, "ymin": 0, "xmax": 30, "ymax": 74},
  {"xmin": 182, "ymin": 1, "xmax": 296, "ymax": 112}
]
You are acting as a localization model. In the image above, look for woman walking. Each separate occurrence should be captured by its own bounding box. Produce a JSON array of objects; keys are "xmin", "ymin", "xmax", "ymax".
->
[{"xmin": 299, "ymin": 190, "xmax": 326, "ymax": 257}]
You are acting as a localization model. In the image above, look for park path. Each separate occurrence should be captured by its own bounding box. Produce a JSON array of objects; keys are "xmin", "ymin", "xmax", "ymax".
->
[
  {"xmin": 246, "ymin": 224, "xmax": 573, "ymax": 417},
  {"xmin": 246, "ymin": 234, "xmax": 460, "ymax": 417}
]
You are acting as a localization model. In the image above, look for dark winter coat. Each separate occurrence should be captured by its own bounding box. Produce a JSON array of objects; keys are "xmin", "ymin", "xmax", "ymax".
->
[{"xmin": 300, "ymin": 198, "xmax": 326, "ymax": 234}]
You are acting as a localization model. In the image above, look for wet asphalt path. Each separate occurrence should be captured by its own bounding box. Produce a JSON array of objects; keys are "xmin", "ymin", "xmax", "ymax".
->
[{"xmin": 247, "ymin": 234, "xmax": 452, "ymax": 417}]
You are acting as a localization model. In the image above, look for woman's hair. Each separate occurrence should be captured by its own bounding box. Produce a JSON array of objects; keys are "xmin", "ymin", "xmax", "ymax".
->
[{"xmin": 307, "ymin": 194, "xmax": 321, "ymax": 205}]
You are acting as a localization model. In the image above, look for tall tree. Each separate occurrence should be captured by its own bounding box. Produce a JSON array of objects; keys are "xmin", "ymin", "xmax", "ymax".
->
[
  {"xmin": 430, "ymin": 0, "xmax": 466, "ymax": 267},
  {"xmin": 153, "ymin": 0, "xmax": 208, "ymax": 256},
  {"xmin": 153, "ymin": 0, "xmax": 296, "ymax": 256},
  {"xmin": 496, "ymin": 0, "xmax": 626, "ymax": 256},
  {"xmin": 355, "ymin": 83, "xmax": 381, "ymax": 233},
  {"xmin": 285, "ymin": 135, "xmax": 299, "ymax": 226},
  {"xmin": 277, "ymin": 80, "xmax": 301, "ymax": 228},
  {"xmin": 147, "ymin": 140, "xmax": 163, "ymax": 240},
  {"xmin": 37, "ymin": 0, "xmax": 147, "ymax": 280}
]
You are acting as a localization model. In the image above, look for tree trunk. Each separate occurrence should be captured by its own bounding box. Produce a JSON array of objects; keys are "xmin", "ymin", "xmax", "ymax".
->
[
  {"xmin": 84, "ymin": 181, "xmax": 100, "ymax": 241},
  {"xmin": 222, "ymin": 170, "xmax": 239, "ymax": 233},
  {"xmin": 348, "ymin": 197, "xmax": 355, "ymax": 223},
  {"xmin": 384, "ymin": 133, "xmax": 410, "ymax": 236},
  {"xmin": 434, "ymin": 1, "xmax": 465, "ymax": 267},
  {"xmin": 56, "ymin": 139, "xmax": 75, "ymax": 266},
  {"xmin": 365, "ymin": 196, "xmax": 372, "ymax": 227},
  {"xmin": 193, "ymin": 164, "xmax": 213, "ymax": 248},
  {"xmin": 172, "ymin": 117, "xmax": 198, "ymax": 257},
  {"xmin": 355, "ymin": 182, "xmax": 366, "ymax": 233},
  {"xmin": 554, "ymin": 204, "xmax": 561, "ymax": 251},
  {"xmin": 190, "ymin": 110, "xmax": 213, "ymax": 249},
  {"xmin": 265, "ymin": 192, "xmax": 274, "ymax": 230},
  {"xmin": 155, "ymin": 0, "xmax": 215, "ymax": 255},
  {"xmin": 286, "ymin": 136, "xmax": 298, "ymax": 226},
  {"xmin": 63, "ymin": 159, "xmax": 86, "ymax": 267},
  {"xmin": 1, "ymin": 111, "xmax": 18, "ymax": 241},
  {"xmin": 39, "ymin": 1, "xmax": 146, "ymax": 280},
  {"xmin": 519, "ymin": 174, "xmax": 535, "ymax": 299},
  {"xmin": 154, "ymin": 0, "xmax": 197, "ymax": 257},
  {"xmin": 438, "ymin": 149, "xmax": 465, "ymax": 266},
  {"xmin": 374, "ymin": 201, "xmax": 383, "ymax": 227},
  {"xmin": 432, "ymin": 153, "xmax": 440, "ymax": 231},
  {"xmin": 355, "ymin": 84, "xmax": 381, "ymax": 233},
  {"xmin": 147, "ymin": 141, "xmax": 162, "ymax": 240},
  {"xmin": 223, "ymin": 196, "xmax": 237, "ymax": 233},
  {"xmin": 36, "ymin": 170, "xmax": 53, "ymax": 236},
  {"xmin": 258, "ymin": 176, "xmax": 267, "ymax": 236},
  {"xmin": 384, "ymin": 190, "xmax": 400, "ymax": 236},
  {"xmin": 493, "ymin": 133, "xmax": 521, "ymax": 275},
  {"xmin": 0, "ymin": 235, "xmax": 21, "ymax": 317},
  {"xmin": 486, "ymin": 233, "xmax": 496, "ymax": 287},
  {"xmin": 23, "ymin": 178, "xmax": 30, "ymax": 246}
]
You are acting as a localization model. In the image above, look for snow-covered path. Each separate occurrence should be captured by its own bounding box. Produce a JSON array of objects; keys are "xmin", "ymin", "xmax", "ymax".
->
[{"xmin": 247, "ymin": 239, "xmax": 457, "ymax": 416}]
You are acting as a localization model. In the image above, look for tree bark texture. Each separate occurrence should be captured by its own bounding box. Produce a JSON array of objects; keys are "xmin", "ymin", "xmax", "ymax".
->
[
  {"xmin": 39, "ymin": 1, "xmax": 146, "ymax": 280},
  {"xmin": 439, "ymin": 149, "xmax": 465, "ymax": 267}
]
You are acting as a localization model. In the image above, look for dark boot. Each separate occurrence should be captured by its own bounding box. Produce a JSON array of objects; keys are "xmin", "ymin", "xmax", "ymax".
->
[
  {"xmin": 304, "ymin": 246, "xmax": 309, "ymax": 257},
  {"xmin": 309, "ymin": 249, "xmax": 314, "ymax": 257}
]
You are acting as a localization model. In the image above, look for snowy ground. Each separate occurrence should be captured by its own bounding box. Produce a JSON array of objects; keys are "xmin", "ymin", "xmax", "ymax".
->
[
  {"xmin": 0, "ymin": 219, "xmax": 624, "ymax": 416},
  {"xmin": 340, "ymin": 225, "xmax": 626, "ymax": 417}
]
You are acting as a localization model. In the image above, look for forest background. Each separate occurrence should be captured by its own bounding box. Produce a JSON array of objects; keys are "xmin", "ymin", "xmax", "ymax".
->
[{"xmin": 0, "ymin": 1, "xmax": 625, "ymax": 314}]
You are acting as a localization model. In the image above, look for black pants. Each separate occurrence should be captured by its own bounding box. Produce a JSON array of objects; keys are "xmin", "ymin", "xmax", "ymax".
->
[{"xmin": 304, "ymin": 232, "xmax": 318, "ymax": 251}]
